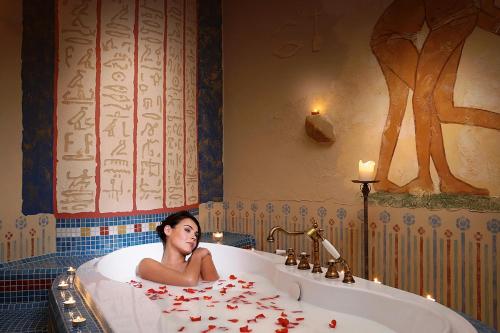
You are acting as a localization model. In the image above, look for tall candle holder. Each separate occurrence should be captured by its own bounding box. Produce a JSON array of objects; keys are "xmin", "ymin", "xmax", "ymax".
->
[{"xmin": 352, "ymin": 179, "xmax": 379, "ymax": 280}]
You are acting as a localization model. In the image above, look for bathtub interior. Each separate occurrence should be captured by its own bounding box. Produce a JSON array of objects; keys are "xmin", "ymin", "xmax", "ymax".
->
[
  {"xmin": 87, "ymin": 242, "xmax": 474, "ymax": 333},
  {"xmin": 96, "ymin": 242, "xmax": 274, "ymax": 283}
]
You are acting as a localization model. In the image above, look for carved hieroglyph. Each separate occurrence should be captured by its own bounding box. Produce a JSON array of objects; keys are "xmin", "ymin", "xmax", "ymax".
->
[{"xmin": 55, "ymin": 0, "xmax": 198, "ymax": 214}]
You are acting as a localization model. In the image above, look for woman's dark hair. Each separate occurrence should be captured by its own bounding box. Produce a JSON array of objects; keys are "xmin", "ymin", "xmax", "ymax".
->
[{"xmin": 156, "ymin": 210, "xmax": 201, "ymax": 250}]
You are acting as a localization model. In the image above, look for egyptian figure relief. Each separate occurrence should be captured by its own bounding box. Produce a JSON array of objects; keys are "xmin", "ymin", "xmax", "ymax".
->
[
  {"xmin": 55, "ymin": 0, "xmax": 198, "ymax": 214},
  {"xmin": 372, "ymin": 0, "xmax": 500, "ymax": 195}
]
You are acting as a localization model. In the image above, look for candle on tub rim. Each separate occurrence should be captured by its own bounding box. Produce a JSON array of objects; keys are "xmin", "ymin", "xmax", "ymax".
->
[
  {"xmin": 373, "ymin": 277, "xmax": 382, "ymax": 284},
  {"xmin": 426, "ymin": 294, "xmax": 435, "ymax": 301},
  {"xmin": 57, "ymin": 280, "xmax": 69, "ymax": 290},
  {"xmin": 72, "ymin": 315, "xmax": 86, "ymax": 326},
  {"xmin": 311, "ymin": 108, "xmax": 320, "ymax": 115},
  {"xmin": 212, "ymin": 231, "xmax": 224, "ymax": 242},
  {"xmin": 358, "ymin": 160, "xmax": 376, "ymax": 181},
  {"xmin": 67, "ymin": 266, "xmax": 76, "ymax": 275},
  {"xmin": 64, "ymin": 296, "xmax": 76, "ymax": 308}
]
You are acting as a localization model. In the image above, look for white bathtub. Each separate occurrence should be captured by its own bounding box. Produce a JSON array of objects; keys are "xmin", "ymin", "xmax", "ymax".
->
[{"xmin": 76, "ymin": 242, "xmax": 476, "ymax": 332}]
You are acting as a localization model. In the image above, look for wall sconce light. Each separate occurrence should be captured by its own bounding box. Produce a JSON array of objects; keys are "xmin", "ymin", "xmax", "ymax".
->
[{"xmin": 305, "ymin": 109, "xmax": 335, "ymax": 144}]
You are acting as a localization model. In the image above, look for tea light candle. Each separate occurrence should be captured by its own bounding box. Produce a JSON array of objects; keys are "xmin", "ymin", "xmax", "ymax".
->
[
  {"xmin": 311, "ymin": 109, "xmax": 320, "ymax": 115},
  {"xmin": 57, "ymin": 281, "xmax": 69, "ymax": 290},
  {"xmin": 72, "ymin": 315, "xmax": 86, "ymax": 327},
  {"xmin": 373, "ymin": 277, "xmax": 382, "ymax": 284},
  {"xmin": 64, "ymin": 296, "xmax": 76, "ymax": 308},
  {"xmin": 426, "ymin": 294, "xmax": 435, "ymax": 301},
  {"xmin": 67, "ymin": 266, "xmax": 76, "ymax": 275},
  {"xmin": 212, "ymin": 231, "xmax": 224, "ymax": 242},
  {"xmin": 358, "ymin": 160, "xmax": 376, "ymax": 181}
]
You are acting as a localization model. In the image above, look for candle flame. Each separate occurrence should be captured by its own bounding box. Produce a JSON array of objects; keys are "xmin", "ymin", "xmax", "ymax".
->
[{"xmin": 426, "ymin": 294, "xmax": 435, "ymax": 301}]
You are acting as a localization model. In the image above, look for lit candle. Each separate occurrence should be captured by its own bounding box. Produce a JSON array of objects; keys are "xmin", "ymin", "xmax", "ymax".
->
[
  {"xmin": 426, "ymin": 294, "xmax": 435, "ymax": 301},
  {"xmin": 67, "ymin": 266, "xmax": 76, "ymax": 275},
  {"xmin": 72, "ymin": 315, "xmax": 86, "ymax": 327},
  {"xmin": 373, "ymin": 277, "xmax": 382, "ymax": 284},
  {"xmin": 64, "ymin": 297, "xmax": 76, "ymax": 308},
  {"xmin": 57, "ymin": 281, "xmax": 69, "ymax": 290},
  {"xmin": 358, "ymin": 160, "xmax": 376, "ymax": 181},
  {"xmin": 311, "ymin": 109, "xmax": 320, "ymax": 115},
  {"xmin": 212, "ymin": 231, "xmax": 224, "ymax": 242}
]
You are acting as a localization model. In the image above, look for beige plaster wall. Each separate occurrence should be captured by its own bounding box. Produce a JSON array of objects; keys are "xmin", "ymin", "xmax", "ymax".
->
[
  {"xmin": 0, "ymin": 0, "xmax": 22, "ymax": 223},
  {"xmin": 222, "ymin": 0, "xmax": 500, "ymax": 202}
]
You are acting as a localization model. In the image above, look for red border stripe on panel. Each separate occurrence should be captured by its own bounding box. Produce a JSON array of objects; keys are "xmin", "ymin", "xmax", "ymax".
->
[{"xmin": 95, "ymin": 0, "xmax": 102, "ymax": 213}]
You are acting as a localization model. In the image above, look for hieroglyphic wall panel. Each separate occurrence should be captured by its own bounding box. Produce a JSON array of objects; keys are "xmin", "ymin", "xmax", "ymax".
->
[
  {"xmin": 99, "ymin": 0, "xmax": 136, "ymax": 212},
  {"xmin": 184, "ymin": 0, "xmax": 198, "ymax": 205},
  {"xmin": 56, "ymin": 0, "xmax": 98, "ymax": 213},
  {"xmin": 54, "ymin": 0, "xmax": 198, "ymax": 215},
  {"xmin": 165, "ymin": 0, "xmax": 185, "ymax": 207},
  {"xmin": 136, "ymin": 0, "xmax": 165, "ymax": 210}
]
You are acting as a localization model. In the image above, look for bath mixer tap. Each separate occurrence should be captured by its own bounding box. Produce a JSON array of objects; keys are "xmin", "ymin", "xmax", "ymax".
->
[
  {"xmin": 267, "ymin": 222, "xmax": 355, "ymax": 282},
  {"xmin": 267, "ymin": 222, "xmax": 324, "ymax": 273}
]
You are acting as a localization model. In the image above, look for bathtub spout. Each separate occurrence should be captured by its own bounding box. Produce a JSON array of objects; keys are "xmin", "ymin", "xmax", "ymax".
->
[{"xmin": 266, "ymin": 226, "xmax": 305, "ymax": 242}]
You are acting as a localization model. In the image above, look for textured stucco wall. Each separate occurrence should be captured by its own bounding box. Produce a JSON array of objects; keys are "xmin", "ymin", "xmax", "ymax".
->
[{"xmin": 222, "ymin": 0, "xmax": 500, "ymax": 202}]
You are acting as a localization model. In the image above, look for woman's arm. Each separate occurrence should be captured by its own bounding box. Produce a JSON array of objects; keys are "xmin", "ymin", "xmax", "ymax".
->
[
  {"xmin": 137, "ymin": 248, "xmax": 208, "ymax": 286},
  {"xmin": 200, "ymin": 253, "xmax": 219, "ymax": 281}
]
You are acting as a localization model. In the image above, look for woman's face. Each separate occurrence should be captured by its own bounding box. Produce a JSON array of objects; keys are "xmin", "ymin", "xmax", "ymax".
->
[{"xmin": 165, "ymin": 218, "xmax": 199, "ymax": 255}]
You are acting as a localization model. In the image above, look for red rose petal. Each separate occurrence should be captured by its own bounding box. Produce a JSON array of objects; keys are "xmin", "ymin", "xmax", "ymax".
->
[
  {"xmin": 280, "ymin": 312, "xmax": 287, "ymax": 317},
  {"xmin": 275, "ymin": 329, "xmax": 288, "ymax": 333},
  {"xmin": 329, "ymin": 319, "xmax": 337, "ymax": 328},
  {"xmin": 204, "ymin": 296, "xmax": 213, "ymax": 300},
  {"xmin": 277, "ymin": 317, "xmax": 290, "ymax": 327},
  {"xmin": 239, "ymin": 325, "xmax": 252, "ymax": 332},
  {"xmin": 190, "ymin": 316, "xmax": 202, "ymax": 322},
  {"xmin": 255, "ymin": 313, "xmax": 266, "ymax": 319},
  {"xmin": 177, "ymin": 327, "xmax": 185, "ymax": 332},
  {"xmin": 229, "ymin": 274, "xmax": 238, "ymax": 280},
  {"xmin": 209, "ymin": 316, "xmax": 218, "ymax": 320},
  {"xmin": 296, "ymin": 318, "xmax": 304, "ymax": 321},
  {"xmin": 227, "ymin": 304, "xmax": 239, "ymax": 310},
  {"xmin": 228, "ymin": 319, "xmax": 239, "ymax": 323}
]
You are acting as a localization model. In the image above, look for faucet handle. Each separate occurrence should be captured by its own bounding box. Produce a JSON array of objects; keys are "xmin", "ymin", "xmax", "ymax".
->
[
  {"xmin": 297, "ymin": 252, "xmax": 311, "ymax": 270},
  {"xmin": 285, "ymin": 248, "xmax": 297, "ymax": 266},
  {"xmin": 325, "ymin": 259, "xmax": 339, "ymax": 279}
]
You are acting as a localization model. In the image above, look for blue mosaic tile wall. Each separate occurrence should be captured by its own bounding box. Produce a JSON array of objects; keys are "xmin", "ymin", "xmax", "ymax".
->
[{"xmin": 56, "ymin": 210, "xmax": 198, "ymax": 253}]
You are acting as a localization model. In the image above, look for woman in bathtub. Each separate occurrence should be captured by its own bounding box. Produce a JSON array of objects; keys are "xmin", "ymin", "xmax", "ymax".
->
[{"xmin": 137, "ymin": 211, "xmax": 219, "ymax": 286}]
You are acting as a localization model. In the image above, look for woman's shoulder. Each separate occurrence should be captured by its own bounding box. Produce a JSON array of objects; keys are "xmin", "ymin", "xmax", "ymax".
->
[{"xmin": 137, "ymin": 257, "xmax": 161, "ymax": 275}]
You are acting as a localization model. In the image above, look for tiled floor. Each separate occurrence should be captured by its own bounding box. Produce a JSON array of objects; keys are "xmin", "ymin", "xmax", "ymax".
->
[{"xmin": 0, "ymin": 302, "xmax": 48, "ymax": 332}]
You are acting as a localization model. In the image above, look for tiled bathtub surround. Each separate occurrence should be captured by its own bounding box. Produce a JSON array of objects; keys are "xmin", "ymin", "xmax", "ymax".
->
[
  {"xmin": 212, "ymin": 199, "xmax": 499, "ymax": 331},
  {"xmin": 56, "ymin": 210, "xmax": 199, "ymax": 253}
]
